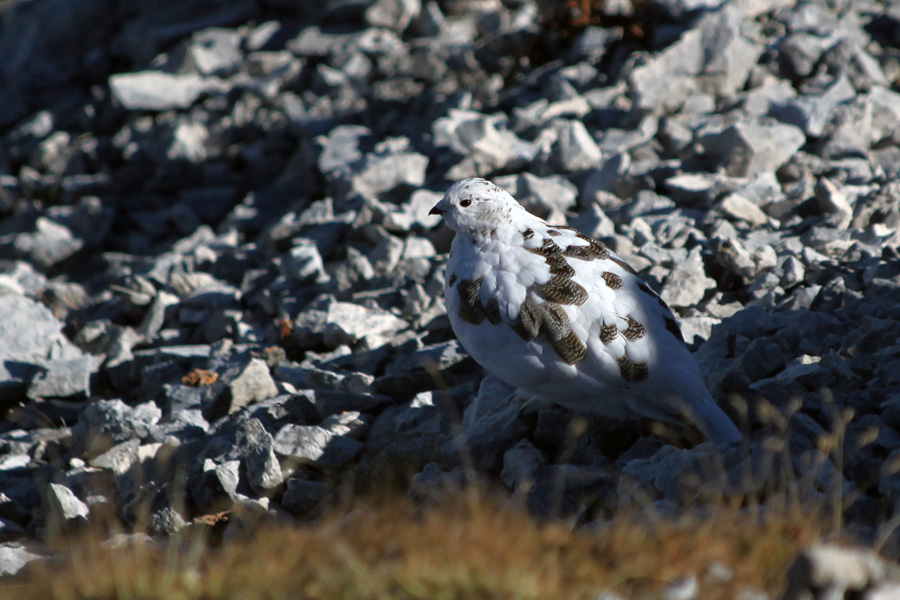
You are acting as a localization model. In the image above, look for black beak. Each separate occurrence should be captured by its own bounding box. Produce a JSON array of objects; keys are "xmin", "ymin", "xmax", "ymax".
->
[{"xmin": 429, "ymin": 206, "xmax": 444, "ymax": 216}]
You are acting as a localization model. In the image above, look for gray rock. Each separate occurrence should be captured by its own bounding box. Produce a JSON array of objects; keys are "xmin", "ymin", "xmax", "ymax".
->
[
  {"xmin": 570, "ymin": 26, "xmax": 621, "ymax": 59},
  {"xmin": 494, "ymin": 173, "xmax": 578, "ymax": 218},
  {"xmin": 318, "ymin": 298, "xmax": 408, "ymax": 348},
  {"xmin": 869, "ymin": 583, "xmax": 900, "ymax": 600},
  {"xmin": 661, "ymin": 246, "xmax": 717, "ymax": 308},
  {"xmin": 137, "ymin": 291, "xmax": 178, "ymax": 340},
  {"xmin": 109, "ymin": 71, "xmax": 222, "ymax": 111},
  {"xmin": 552, "ymin": 119, "xmax": 602, "ymax": 172},
  {"xmin": 653, "ymin": 0, "xmax": 726, "ymax": 18},
  {"xmin": 742, "ymin": 78, "xmax": 797, "ymax": 116},
  {"xmin": 180, "ymin": 282, "xmax": 241, "ymax": 313},
  {"xmin": 678, "ymin": 315, "xmax": 720, "ymax": 346},
  {"xmin": 192, "ymin": 458, "xmax": 241, "ymax": 511},
  {"xmin": 0, "ymin": 261, "xmax": 48, "ymax": 297},
  {"xmin": 46, "ymin": 482, "xmax": 90, "ymax": 524},
  {"xmin": 443, "ymin": 391, "xmax": 529, "ymax": 473},
  {"xmin": 10, "ymin": 217, "xmax": 83, "ymax": 268},
  {"xmin": 769, "ymin": 74, "xmax": 855, "ymax": 137},
  {"xmin": 316, "ymin": 124, "xmax": 370, "ymax": 176},
  {"xmin": 567, "ymin": 199, "xmax": 616, "ymax": 240},
  {"xmin": 284, "ymin": 239, "xmax": 328, "ymax": 283},
  {"xmin": 272, "ymin": 424, "xmax": 363, "ymax": 470},
  {"xmin": 73, "ymin": 399, "xmax": 161, "ymax": 456},
  {"xmin": 867, "ymin": 86, "xmax": 900, "ymax": 145},
  {"xmin": 823, "ymin": 97, "xmax": 877, "ymax": 158},
  {"xmin": 387, "ymin": 339, "xmax": 468, "ymax": 375},
  {"xmin": 275, "ymin": 364, "xmax": 374, "ymax": 394},
  {"xmin": 149, "ymin": 506, "xmax": 187, "ymax": 535},
  {"xmin": 0, "ymin": 541, "xmax": 47, "ymax": 576},
  {"xmin": 351, "ymin": 138, "xmax": 429, "ymax": 200},
  {"xmin": 0, "ymin": 454, "xmax": 31, "ymax": 471},
  {"xmin": 582, "ymin": 152, "xmax": 632, "ymax": 199},
  {"xmin": 25, "ymin": 354, "xmax": 93, "ymax": 400},
  {"xmin": 235, "ymin": 418, "xmax": 283, "ymax": 496},
  {"xmin": 365, "ymin": 0, "xmax": 421, "ymax": 32},
  {"xmin": 384, "ymin": 189, "xmax": 443, "ymax": 231},
  {"xmin": 289, "ymin": 25, "xmax": 404, "ymax": 58},
  {"xmin": 663, "ymin": 172, "xmax": 736, "ymax": 207},
  {"xmin": 779, "ymin": 255, "xmax": 806, "ymax": 287},
  {"xmin": 433, "ymin": 109, "xmax": 535, "ymax": 178},
  {"xmin": 778, "ymin": 32, "xmax": 835, "ymax": 79},
  {"xmin": 698, "ymin": 118, "xmax": 806, "ymax": 178},
  {"xmin": 320, "ymin": 411, "xmax": 370, "ymax": 440},
  {"xmin": 89, "ymin": 439, "xmax": 140, "ymax": 478},
  {"xmin": 202, "ymin": 356, "xmax": 279, "ymax": 420},
  {"xmin": 408, "ymin": 464, "xmax": 484, "ymax": 502},
  {"xmin": 189, "ymin": 28, "xmax": 242, "ymax": 76},
  {"xmin": 3, "ymin": 0, "xmax": 900, "ymax": 546},
  {"xmin": 714, "ymin": 237, "xmax": 757, "ymax": 280},
  {"xmin": 717, "ymin": 193, "xmax": 772, "ymax": 227},
  {"xmin": 621, "ymin": 443, "xmax": 726, "ymax": 503},
  {"xmin": 167, "ymin": 120, "xmax": 211, "ymax": 163},
  {"xmin": 462, "ymin": 373, "xmax": 516, "ymax": 429},
  {"xmin": 628, "ymin": 4, "xmax": 767, "ymax": 111},
  {"xmin": 815, "ymin": 178, "xmax": 853, "ymax": 230}
]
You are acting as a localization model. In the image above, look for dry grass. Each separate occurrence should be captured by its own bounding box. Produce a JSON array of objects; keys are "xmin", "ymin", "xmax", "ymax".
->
[{"xmin": 2, "ymin": 489, "xmax": 822, "ymax": 600}]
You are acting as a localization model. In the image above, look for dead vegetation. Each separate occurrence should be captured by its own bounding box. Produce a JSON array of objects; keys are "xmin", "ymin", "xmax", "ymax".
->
[{"xmin": 3, "ymin": 489, "xmax": 823, "ymax": 600}]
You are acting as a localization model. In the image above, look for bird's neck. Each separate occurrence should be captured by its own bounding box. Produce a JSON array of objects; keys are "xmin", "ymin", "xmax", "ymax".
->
[{"xmin": 462, "ymin": 222, "xmax": 519, "ymax": 248}]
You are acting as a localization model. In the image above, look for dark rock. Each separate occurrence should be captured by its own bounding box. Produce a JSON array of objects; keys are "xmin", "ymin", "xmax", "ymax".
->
[
  {"xmin": 281, "ymin": 478, "xmax": 328, "ymax": 517},
  {"xmin": 527, "ymin": 464, "xmax": 618, "ymax": 520},
  {"xmin": 442, "ymin": 379, "xmax": 529, "ymax": 473},
  {"xmin": 501, "ymin": 439, "xmax": 548, "ymax": 491},
  {"xmin": 361, "ymin": 391, "xmax": 453, "ymax": 487},
  {"xmin": 72, "ymin": 400, "xmax": 161, "ymax": 457},
  {"xmin": 313, "ymin": 389, "xmax": 393, "ymax": 417}
]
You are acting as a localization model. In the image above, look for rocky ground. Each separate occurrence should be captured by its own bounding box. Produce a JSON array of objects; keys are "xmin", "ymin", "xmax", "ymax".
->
[{"xmin": 2, "ymin": 0, "xmax": 900, "ymax": 595}]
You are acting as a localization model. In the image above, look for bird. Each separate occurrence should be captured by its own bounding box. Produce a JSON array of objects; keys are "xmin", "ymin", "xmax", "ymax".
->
[{"xmin": 429, "ymin": 177, "xmax": 742, "ymax": 445}]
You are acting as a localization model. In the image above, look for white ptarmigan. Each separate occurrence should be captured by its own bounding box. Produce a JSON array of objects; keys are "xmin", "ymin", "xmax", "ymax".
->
[{"xmin": 429, "ymin": 177, "xmax": 741, "ymax": 444}]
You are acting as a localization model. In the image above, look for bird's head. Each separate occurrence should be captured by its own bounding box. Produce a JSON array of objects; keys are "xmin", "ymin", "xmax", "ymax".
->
[{"xmin": 429, "ymin": 178, "xmax": 527, "ymax": 239}]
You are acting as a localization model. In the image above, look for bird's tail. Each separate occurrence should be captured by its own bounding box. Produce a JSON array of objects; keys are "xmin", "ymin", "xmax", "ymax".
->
[{"xmin": 691, "ymin": 392, "xmax": 742, "ymax": 445}]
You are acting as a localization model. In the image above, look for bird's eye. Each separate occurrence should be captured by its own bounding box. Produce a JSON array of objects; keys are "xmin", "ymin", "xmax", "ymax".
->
[{"xmin": 459, "ymin": 198, "xmax": 472, "ymax": 207}]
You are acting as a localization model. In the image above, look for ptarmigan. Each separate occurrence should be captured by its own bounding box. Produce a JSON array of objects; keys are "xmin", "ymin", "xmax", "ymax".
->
[{"xmin": 429, "ymin": 177, "xmax": 741, "ymax": 444}]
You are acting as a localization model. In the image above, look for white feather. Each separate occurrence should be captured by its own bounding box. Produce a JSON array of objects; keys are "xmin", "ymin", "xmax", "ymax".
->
[{"xmin": 432, "ymin": 177, "xmax": 742, "ymax": 444}]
